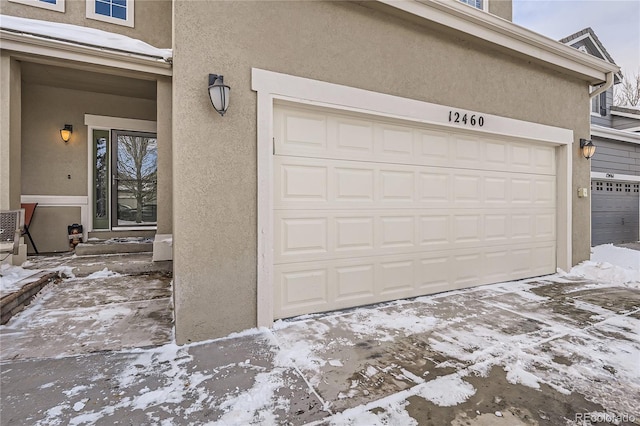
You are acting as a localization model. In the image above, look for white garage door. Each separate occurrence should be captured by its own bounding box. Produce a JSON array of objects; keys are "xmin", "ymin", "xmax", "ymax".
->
[{"xmin": 273, "ymin": 104, "xmax": 557, "ymax": 319}]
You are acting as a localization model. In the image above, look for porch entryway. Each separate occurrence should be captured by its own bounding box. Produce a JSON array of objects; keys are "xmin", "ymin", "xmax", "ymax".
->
[{"xmin": 0, "ymin": 251, "xmax": 173, "ymax": 360}]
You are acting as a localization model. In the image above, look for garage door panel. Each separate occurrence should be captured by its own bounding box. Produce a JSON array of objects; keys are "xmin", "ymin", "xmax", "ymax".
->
[
  {"xmin": 453, "ymin": 175, "xmax": 482, "ymax": 204},
  {"xmin": 274, "ymin": 242, "xmax": 556, "ymax": 319},
  {"xmin": 335, "ymin": 217, "xmax": 375, "ymax": 251},
  {"xmin": 274, "ymin": 209, "xmax": 555, "ymax": 264},
  {"xmin": 418, "ymin": 256, "xmax": 451, "ymax": 291},
  {"xmin": 332, "ymin": 117, "xmax": 375, "ymax": 154},
  {"xmin": 452, "ymin": 215, "xmax": 482, "ymax": 243},
  {"xmin": 485, "ymin": 214, "xmax": 509, "ymax": 241},
  {"xmin": 278, "ymin": 217, "xmax": 328, "ymax": 256},
  {"xmin": 453, "ymin": 253, "xmax": 483, "ymax": 287},
  {"xmin": 277, "ymin": 163, "xmax": 328, "ymax": 202},
  {"xmin": 275, "ymin": 156, "xmax": 553, "ymax": 209},
  {"xmin": 274, "ymin": 105, "xmax": 555, "ymax": 175},
  {"xmin": 591, "ymin": 180, "xmax": 639, "ymax": 245},
  {"xmin": 535, "ymin": 146, "xmax": 555, "ymax": 172},
  {"xmin": 377, "ymin": 124, "xmax": 415, "ymax": 157},
  {"xmin": 378, "ymin": 260, "xmax": 415, "ymax": 295},
  {"xmin": 419, "ymin": 130, "xmax": 450, "ymax": 163},
  {"xmin": 380, "ymin": 216, "xmax": 415, "ymax": 248},
  {"xmin": 275, "ymin": 269, "xmax": 328, "ymax": 314},
  {"xmin": 381, "ymin": 170, "xmax": 415, "ymax": 201},
  {"xmin": 454, "ymin": 134, "xmax": 482, "ymax": 166},
  {"xmin": 335, "ymin": 167, "xmax": 375, "ymax": 201},
  {"xmin": 534, "ymin": 178, "xmax": 556, "ymax": 204},
  {"xmin": 335, "ymin": 264, "xmax": 375, "ymax": 302},
  {"xmin": 420, "ymin": 172, "xmax": 451, "ymax": 203},
  {"xmin": 276, "ymin": 108, "xmax": 328, "ymax": 152},
  {"xmin": 273, "ymin": 105, "xmax": 558, "ymax": 319},
  {"xmin": 420, "ymin": 215, "xmax": 451, "ymax": 245}
]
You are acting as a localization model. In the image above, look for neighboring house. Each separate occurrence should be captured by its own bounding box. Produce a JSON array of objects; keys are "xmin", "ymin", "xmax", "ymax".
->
[
  {"xmin": 1, "ymin": 0, "xmax": 619, "ymax": 344},
  {"xmin": 562, "ymin": 27, "xmax": 640, "ymax": 245}
]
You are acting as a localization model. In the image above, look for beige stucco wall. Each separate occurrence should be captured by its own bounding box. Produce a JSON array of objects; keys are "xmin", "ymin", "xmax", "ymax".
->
[
  {"xmin": 25, "ymin": 206, "xmax": 81, "ymax": 253},
  {"xmin": 0, "ymin": 53, "xmax": 22, "ymax": 210},
  {"xmin": 172, "ymin": 1, "xmax": 591, "ymax": 343},
  {"xmin": 0, "ymin": 0, "xmax": 171, "ymax": 48},
  {"xmin": 489, "ymin": 0, "xmax": 512, "ymax": 21}
]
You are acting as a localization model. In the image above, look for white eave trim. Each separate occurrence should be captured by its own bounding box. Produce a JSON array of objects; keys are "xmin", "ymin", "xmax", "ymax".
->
[
  {"xmin": 611, "ymin": 110, "xmax": 640, "ymax": 120},
  {"xmin": 0, "ymin": 30, "xmax": 172, "ymax": 76},
  {"xmin": 591, "ymin": 124, "xmax": 640, "ymax": 145},
  {"xmin": 376, "ymin": 0, "xmax": 619, "ymax": 85}
]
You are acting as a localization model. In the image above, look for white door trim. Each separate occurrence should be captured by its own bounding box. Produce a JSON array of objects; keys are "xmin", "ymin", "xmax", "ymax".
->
[
  {"xmin": 84, "ymin": 114, "xmax": 157, "ymax": 232},
  {"xmin": 252, "ymin": 68, "xmax": 573, "ymax": 328}
]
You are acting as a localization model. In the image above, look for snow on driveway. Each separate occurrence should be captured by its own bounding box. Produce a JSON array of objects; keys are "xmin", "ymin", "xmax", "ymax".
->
[{"xmin": 1, "ymin": 245, "xmax": 638, "ymax": 425}]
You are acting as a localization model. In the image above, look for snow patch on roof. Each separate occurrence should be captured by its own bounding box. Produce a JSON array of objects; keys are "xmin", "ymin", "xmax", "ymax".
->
[{"xmin": 0, "ymin": 14, "xmax": 172, "ymax": 61}]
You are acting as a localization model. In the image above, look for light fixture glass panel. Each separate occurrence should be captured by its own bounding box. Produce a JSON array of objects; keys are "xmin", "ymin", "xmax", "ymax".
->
[{"xmin": 209, "ymin": 78, "xmax": 230, "ymax": 116}]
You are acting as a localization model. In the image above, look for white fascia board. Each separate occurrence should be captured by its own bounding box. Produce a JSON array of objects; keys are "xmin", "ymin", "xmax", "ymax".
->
[
  {"xmin": 591, "ymin": 172, "xmax": 640, "ymax": 182},
  {"xmin": 377, "ymin": 0, "xmax": 619, "ymax": 85},
  {"xmin": 611, "ymin": 110, "xmax": 640, "ymax": 120},
  {"xmin": 0, "ymin": 30, "xmax": 172, "ymax": 76},
  {"xmin": 591, "ymin": 124, "xmax": 640, "ymax": 145}
]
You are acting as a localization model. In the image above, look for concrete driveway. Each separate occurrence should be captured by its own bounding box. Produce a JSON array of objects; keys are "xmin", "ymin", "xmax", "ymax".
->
[{"xmin": 0, "ymin": 250, "xmax": 638, "ymax": 425}]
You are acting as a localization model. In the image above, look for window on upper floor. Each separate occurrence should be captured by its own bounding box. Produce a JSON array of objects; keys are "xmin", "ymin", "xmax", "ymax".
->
[
  {"xmin": 591, "ymin": 89, "xmax": 607, "ymax": 116},
  {"xmin": 8, "ymin": 0, "xmax": 65, "ymax": 13},
  {"xmin": 86, "ymin": 0, "xmax": 134, "ymax": 27},
  {"xmin": 459, "ymin": 0, "xmax": 488, "ymax": 12}
]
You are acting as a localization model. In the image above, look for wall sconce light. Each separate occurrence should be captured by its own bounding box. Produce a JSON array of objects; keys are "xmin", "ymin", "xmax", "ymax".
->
[
  {"xmin": 579, "ymin": 138, "xmax": 596, "ymax": 159},
  {"xmin": 60, "ymin": 124, "xmax": 73, "ymax": 143},
  {"xmin": 208, "ymin": 74, "xmax": 230, "ymax": 116}
]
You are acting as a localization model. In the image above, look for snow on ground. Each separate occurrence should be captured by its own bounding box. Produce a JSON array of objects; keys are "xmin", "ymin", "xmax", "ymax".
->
[
  {"xmin": 0, "ymin": 263, "xmax": 41, "ymax": 294},
  {"xmin": 563, "ymin": 243, "xmax": 640, "ymax": 287},
  {"xmin": 4, "ymin": 244, "xmax": 639, "ymax": 424}
]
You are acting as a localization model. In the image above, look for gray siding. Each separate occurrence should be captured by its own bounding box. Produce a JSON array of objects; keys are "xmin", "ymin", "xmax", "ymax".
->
[
  {"xmin": 590, "ymin": 88, "xmax": 614, "ymax": 127},
  {"xmin": 612, "ymin": 114, "xmax": 640, "ymax": 131},
  {"xmin": 591, "ymin": 137, "xmax": 640, "ymax": 175}
]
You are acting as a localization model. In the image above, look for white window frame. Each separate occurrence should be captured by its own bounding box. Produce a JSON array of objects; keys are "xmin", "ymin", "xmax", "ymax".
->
[
  {"xmin": 8, "ymin": 0, "xmax": 65, "ymax": 12},
  {"xmin": 459, "ymin": 0, "xmax": 489, "ymax": 12},
  {"xmin": 86, "ymin": 0, "xmax": 134, "ymax": 28}
]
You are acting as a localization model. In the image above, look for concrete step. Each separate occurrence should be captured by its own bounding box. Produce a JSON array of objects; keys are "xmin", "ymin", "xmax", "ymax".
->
[{"xmin": 75, "ymin": 238, "xmax": 154, "ymax": 256}]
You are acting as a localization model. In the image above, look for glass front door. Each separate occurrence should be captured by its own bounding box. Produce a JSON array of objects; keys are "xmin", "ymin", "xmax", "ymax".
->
[{"xmin": 111, "ymin": 130, "xmax": 158, "ymax": 227}]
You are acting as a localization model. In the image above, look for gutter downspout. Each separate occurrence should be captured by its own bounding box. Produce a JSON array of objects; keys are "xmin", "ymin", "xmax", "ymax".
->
[{"xmin": 589, "ymin": 72, "xmax": 614, "ymax": 98}]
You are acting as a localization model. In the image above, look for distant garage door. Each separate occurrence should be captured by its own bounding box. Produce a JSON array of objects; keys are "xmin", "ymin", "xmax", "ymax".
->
[
  {"xmin": 272, "ymin": 104, "xmax": 557, "ymax": 319},
  {"xmin": 592, "ymin": 180, "xmax": 639, "ymax": 245}
]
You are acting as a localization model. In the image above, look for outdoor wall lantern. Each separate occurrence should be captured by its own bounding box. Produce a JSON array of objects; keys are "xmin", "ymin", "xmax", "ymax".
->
[
  {"xmin": 60, "ymin": 124, "xmax": 73, "ymax": 143},
  {"xmin": 579, "ymin": 138, "xmax": 596, "ymax": 159},
  {"xmin": 208, "ymin": 74, "xmax": 230, "ymax": 116}
]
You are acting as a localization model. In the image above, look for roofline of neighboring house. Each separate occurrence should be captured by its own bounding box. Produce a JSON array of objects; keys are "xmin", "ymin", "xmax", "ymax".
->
[
  {"xmin": 559, "ymin": 27, "xmax": 617, "ymax": 66},
  {"xmin": 591, "ymin": 124, "xmax": 640, "ymax": 144},
  {"xmin": 372, "ymin": 0, "xmax": 619, "ymax": 85},
  {"xmin": 559, "ymin": 28, "xmax": 623, "ymax": 83},
  {"xmin": 610, "ymin": 107, "xmax": 640, "ymax": 120},
  {"xmin": 0, "ymin": 29, "xmax": 172, "ymax": 77}
]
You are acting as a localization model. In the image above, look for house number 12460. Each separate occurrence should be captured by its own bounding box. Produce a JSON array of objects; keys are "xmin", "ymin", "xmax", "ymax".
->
[{"xmin": 448, "ymin": 111, "xmax": 484, "ymax": 127}]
